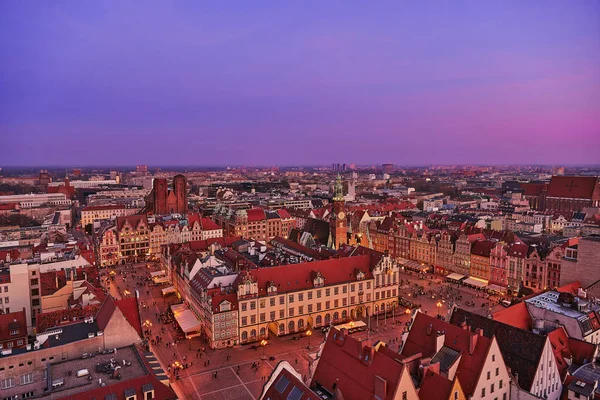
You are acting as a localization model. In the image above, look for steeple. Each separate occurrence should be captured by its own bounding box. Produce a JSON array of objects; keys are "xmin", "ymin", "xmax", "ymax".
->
[{"xmin": 333, "ymin": 173, "xmax": 344, "ymax": 201}]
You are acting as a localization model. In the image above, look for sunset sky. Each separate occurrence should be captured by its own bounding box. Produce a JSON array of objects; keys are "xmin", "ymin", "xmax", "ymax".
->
[{"xmin": 1, "ymin": 1, "xmax": 599, "ymax": 166}]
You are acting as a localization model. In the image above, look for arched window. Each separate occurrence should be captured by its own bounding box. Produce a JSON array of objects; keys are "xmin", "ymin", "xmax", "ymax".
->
[
  {"xmin": 333, "ymin": 312, "xmax": 339, "ymax": 321},
  {"xmin": 342, "ymin": 310, "xmax": 347, "ymax": 319},
  {"xmin": 315, "ymin": 315, "xmax": 322, "ymax": 326},
  {"xmin": 241, "ymin": 331, "xmax": 248, "ymax": 341},
  {"xmin": 288, "ymin": 320, "xmax": 295, "ymax": 332},
  {"xmin": 298, "ymin": 319, "xmax": 304, "ymax": 329},
  {"xmin": 260, "ymin": 327, "xmax": 266, "ymax": 337},
  {"xmin": 279, "ymin": 323, "xmax": 285, "ymax": 334},
  {"xmin": 250, "ymin": 329, "xmax": 257, "ymax": 338},
  {"xmin": 325, "ymin": 314, "xmax": 331, "ymax": 324}
]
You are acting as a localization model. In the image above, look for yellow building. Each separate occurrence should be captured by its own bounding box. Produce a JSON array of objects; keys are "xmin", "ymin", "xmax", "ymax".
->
[
  {"xmin": 235, "ymin": 249, "xmax": 399, "ymax": 343},
  {"xmin": 80, "ymin": 204, "xmax": 134, "ymax": 227}
]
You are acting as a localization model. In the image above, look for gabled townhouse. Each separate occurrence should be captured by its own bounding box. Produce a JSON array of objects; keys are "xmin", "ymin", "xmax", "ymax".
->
[
  {"xmin": 450, "ymin": 308, "xmax": 563, "ymax": 399},
  {"xmin": 312, "ymin": 328, "xmax": 420, "ymax": 400},
  {"xmin": 401, "ymin": 311, "xmax": 512, "ymax": 400}
]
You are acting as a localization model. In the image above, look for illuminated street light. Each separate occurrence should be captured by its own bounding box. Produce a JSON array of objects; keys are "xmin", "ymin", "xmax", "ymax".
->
[
  {"xmin": 437, "ymin": 301, "xmax": 442, "ymax": 317},
  {"xmin": 306, "ymin": 329, "xmax": 312, "ymax": 349},
  {"xmin": 260, "ymin": 339, "xmax": 268, "ymax": 360}
]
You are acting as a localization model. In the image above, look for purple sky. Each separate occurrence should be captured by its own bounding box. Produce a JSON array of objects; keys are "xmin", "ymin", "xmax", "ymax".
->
[{"xmin": 1, "ymin": 1, "xmax": 599, "ymax": 166}]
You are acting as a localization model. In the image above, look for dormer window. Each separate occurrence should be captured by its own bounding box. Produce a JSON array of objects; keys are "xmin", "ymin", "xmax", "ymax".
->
[
  {"xmin": 356, "ymin": 270, "xmax": 365, "ymax": 281},
  {"xmin": 313, "ymin": 271, "xmax": 325, "ymax": 288},
  {"xmin": 268, "ymin": 282, "xmax": 277, "ymax": 295}
]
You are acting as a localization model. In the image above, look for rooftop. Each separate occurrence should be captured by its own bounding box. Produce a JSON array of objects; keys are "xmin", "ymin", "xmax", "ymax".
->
[{"xmin": 45, "ymin": 345, "xmax": 175, "ymax": 400}]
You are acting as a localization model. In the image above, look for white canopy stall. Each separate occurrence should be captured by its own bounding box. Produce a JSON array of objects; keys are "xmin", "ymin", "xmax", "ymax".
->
[
  {"xmin": 170, "ymin": 303, "xmax": 201, "ymax": 339},
  {"xmin": 161, "ymin": 286, "xmax": 177, "ymax": 297},
  {"xmin": 150, "ymin": 270, "xmax": 166, "ymax": 278},
  {"xmin": 153, "ymin": 276, "xmax": 170, "ymax": 285},
  {"xmin": 463, "ymin": 277, "xmax": 489, "ymax": 289}
]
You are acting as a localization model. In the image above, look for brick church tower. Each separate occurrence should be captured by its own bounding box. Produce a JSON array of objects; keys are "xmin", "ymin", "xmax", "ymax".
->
[
  {"xmin": 173, "ymin": 174, "xmax": 187, "ymax": 214},
  {"xmin": 330, "ymin": 174, "xmax": 348, "ymax": 249},
  {"xmin": 152, "ymin": 178, "xmax": 168, "ymax": 214}
]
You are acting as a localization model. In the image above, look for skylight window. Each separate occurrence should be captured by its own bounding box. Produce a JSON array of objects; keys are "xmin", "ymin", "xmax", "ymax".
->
[{"xmin": 275, "ymin": 375, "xmax": 290, "ymax": 393}]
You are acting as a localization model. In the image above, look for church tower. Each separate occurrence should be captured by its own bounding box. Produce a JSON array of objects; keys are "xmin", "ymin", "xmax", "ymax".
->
[{"xmin": 330, "ymin": 174, "xmax": 348, "ymax": 249}]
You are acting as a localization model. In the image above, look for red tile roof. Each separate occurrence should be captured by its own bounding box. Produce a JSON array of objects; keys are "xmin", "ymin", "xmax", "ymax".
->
[
  {"xmin": 548, "ymin": 327, "xmax": 598, "ymax": 380},
  {"xmin": 0, "ymin": 203, "xmax": 18, "ymax": 211},
  {"xmin": 556, "ymin": 281, "xmax": 581, "ymax": 295},
  {"xmin": 402, "ymin": 312, "xmax": 493, "ymax": 397},
  {"xmin": 0, "ymin": 248, "xmax": 21, "ymax": 262},
  {"xmin": 418, "ymin": 370, "xmax": 457, "ymax": 400},
  {"xmin": 247, "ymin": 208, "xmax": 266, "ymax": 222},
  {"xmin": 237, "ymin": 254, "xmax": 375, "ymax": 294},
  {"xmin": 115, "ymin": 298, "xmax": 143, "ymax": 338},
  {"xmin": 312, "ymin": 328, "xmax": 408, "ymax": 400},
  {"xmin": 492, "ymin": 302, "xmax": 532, "ymax": 330},
  {"xmin": 470, "ymin": 240, "xmax": 495, "ymax": 257},
  {"xmin": 58, "ymin": 368, "xmax": 177, "ymax": 400},
  {"xmin": 187, "ymin": 212, "xmax": 201, "ymax": 226},
  {"xmin": 276, "ymin": 209, "xmax": 292, "ymax": 219},
  {"xmin": 520, "ymin": 183, "xmax": 547, "ymax": 197},
  {"xmin": 96, "ymin": 296, "xmax": 117, "ymax": 331},
  {"xmin": 201, "ymin": 217, "xmax": 221, "ymax": 231},
  {"xmin": 36, "ymin": 304, "xmax": 101, "ymax": 334},
  {"xmin": 116, "ymin": 214, "xmax": 148, "ymax": 232},
  {"xmin": 0, "ymin": 310, "xmax": 27, "ymax": 344},
  {"xmin": 546, "ymin": 176, "xmax": 599, "ymax": 199}
]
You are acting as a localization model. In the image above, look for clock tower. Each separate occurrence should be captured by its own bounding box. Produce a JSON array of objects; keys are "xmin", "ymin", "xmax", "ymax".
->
[{"xmin": 330, "ymin": 173, "xmax": 348, "ymax": 249}]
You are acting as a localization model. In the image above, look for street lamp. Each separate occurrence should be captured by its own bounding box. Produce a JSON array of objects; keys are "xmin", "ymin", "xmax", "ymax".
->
[
  {"xmin": 437, "ymin": 301, "xmax": 442, "ymax": 317},
  {"xmin": 260, "ymin": 339, "xmax": 267, "ymax": 360},
  {"xmin": 305, "ymin": 330, "xmax": 312, "ymax": 349}
]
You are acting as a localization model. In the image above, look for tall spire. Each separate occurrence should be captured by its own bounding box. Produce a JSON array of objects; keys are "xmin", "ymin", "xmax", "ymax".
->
[{"xmin": 333, "ymin": 173, "xmax": 344, "ymax": 200}]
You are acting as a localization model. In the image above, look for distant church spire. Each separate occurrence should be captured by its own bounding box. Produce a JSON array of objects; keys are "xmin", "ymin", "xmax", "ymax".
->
[{"xmin": 333, "ymin": 173, "xmax": 344, "ymax": 200}]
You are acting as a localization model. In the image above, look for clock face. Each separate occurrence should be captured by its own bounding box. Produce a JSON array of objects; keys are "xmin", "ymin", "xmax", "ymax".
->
[{"xmin": 338, "ymin": 211, "xmax": 346, "ymax": 220}]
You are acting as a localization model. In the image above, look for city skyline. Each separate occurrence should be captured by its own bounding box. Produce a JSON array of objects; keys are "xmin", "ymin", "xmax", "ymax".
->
[{"xmin": 2, "ymin": 1, "xmax": 599, "ymax": 166}]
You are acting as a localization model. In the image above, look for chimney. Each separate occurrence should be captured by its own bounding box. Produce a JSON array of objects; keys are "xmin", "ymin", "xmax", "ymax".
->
[
  {"xmin": 475, "ymin": 328, "xmax": 484, "ymax": 336},
  {"xmin": 55, "ymin": 275, "xmax": 59, "ymax": 288},
  {"xmin": 365, "ymin": 346, "xmax": 376, "ymax": 363},
  {"xmin": 469, "ymin": 333, "xmax": 478, "ymax": 355},
  {"xmin": 426, "ymin": 324, "xmax": 433, "ymax": 336},
  {"xmin": 435, "ymin": 330, "xmax": 445, "ymax": 352},
  {"xmin": 374, "ymin": 376, "xmax": 387, "ymax": 400}
]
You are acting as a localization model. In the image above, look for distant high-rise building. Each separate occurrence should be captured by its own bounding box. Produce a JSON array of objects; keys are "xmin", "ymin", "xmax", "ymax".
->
[
  {"xmin": 136, "ymin": 165, "xmax": 148, "ymax": 173},
  {"xmin": 382, "ymin": 163, "xmax": 394, "ymax": 173},
  {"xmin": 72, "ymin": 168, "xmax": 82, "ymax": 178},
  {"xmin": 39, "ymin": 170, "xmax": 51, "ymax": 188}
]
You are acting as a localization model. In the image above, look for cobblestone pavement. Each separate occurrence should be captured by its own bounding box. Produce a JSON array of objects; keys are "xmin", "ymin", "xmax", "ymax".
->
[{"xmin": 98, "ymin": 262, "xmax": 509, "ymax": 399}]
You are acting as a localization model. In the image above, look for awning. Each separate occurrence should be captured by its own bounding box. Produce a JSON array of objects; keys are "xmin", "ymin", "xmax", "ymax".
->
[
  {"xmin": 150, "ymin": 270, "xmax": 166, "ymax": 278},
  {"xmin": 161, "ymin": 286, "xmax": 177, "ymax": 296},
  {"xmin": 171, "ymin": 304, "xmax": 201, "ymax": 337},
  {"xmin": 153, "ymin": 276, "xmax": 170, "ymax": 284},
  {"xmin": 487, "ymin": 284, "xmax": 506, "ymax": 293},
  {"xmin": 402, "ymin": 260, "xmax": 429, "ymax": 272},
  {"xmin": 463, "ymin": 277, "xmax": 489, "ymax": 288},
  {"xmin": 446, "ymin": 273, "xmax": 465, "ymax": 281}
]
